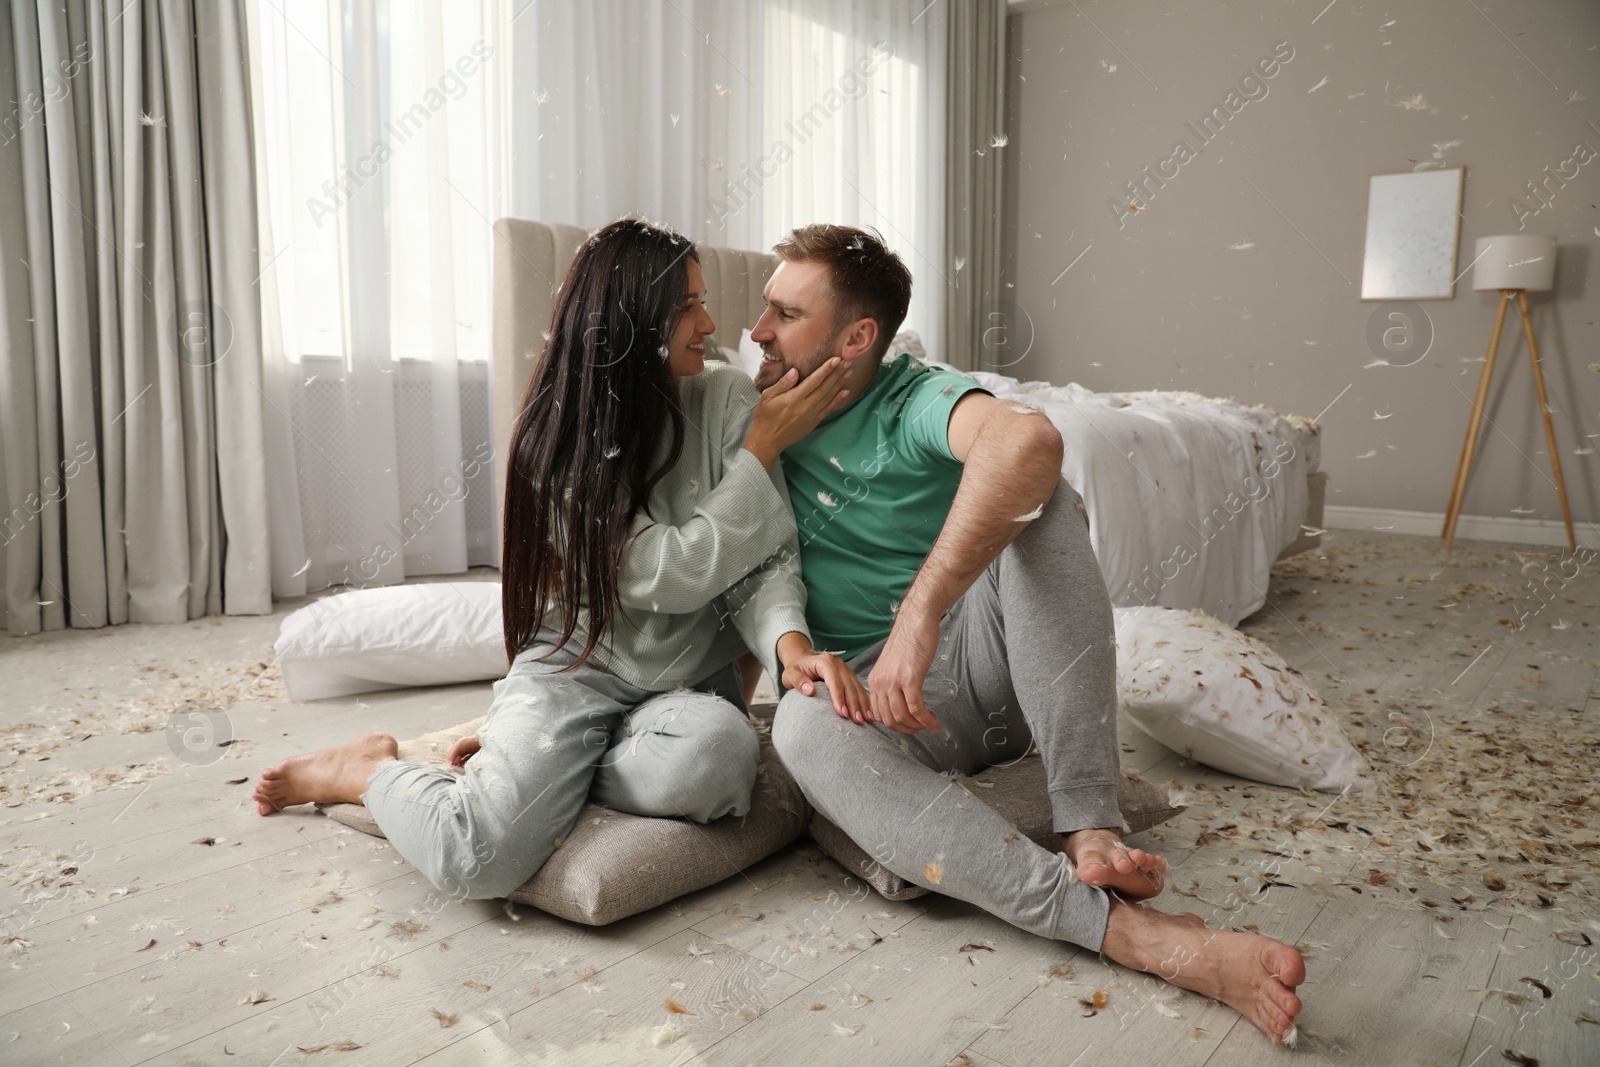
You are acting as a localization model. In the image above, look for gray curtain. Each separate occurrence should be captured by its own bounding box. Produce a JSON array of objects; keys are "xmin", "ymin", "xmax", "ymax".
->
[
  {"xmin": 0, "ymin": 0, "xmax": 269, "ymax": 637},
  {"xmin": 942, "ymin": 0, "xmax": 1007, "ymax": 373}
]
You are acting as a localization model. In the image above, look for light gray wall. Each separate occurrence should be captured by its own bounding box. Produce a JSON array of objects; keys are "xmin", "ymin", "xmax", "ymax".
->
[{"xmin": 1001, "ymin": 0, "xmax": 1600, "ymax": 528}]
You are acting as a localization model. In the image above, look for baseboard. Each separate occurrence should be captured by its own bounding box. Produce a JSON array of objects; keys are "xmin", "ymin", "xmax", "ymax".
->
[{"xmin": 1324, "ymin": 505, "xmax": 1598, "ymax": 550}]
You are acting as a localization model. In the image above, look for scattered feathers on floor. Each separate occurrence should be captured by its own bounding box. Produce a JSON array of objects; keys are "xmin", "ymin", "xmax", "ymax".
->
[{"xmin": 650, "ymin": 1021, "xmax": 685, "ymax": 1046}]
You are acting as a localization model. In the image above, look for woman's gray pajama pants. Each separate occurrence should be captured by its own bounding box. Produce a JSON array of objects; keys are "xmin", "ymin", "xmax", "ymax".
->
[{"xmin": 361, "ymin": 636, "xmax": 759, "ymax": 900}]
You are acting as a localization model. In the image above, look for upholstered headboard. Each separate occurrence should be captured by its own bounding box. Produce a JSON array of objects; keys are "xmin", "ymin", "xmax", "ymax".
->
[{"xmin": 489, "ymin": 217, "xmax": 776, "ymax": 543}]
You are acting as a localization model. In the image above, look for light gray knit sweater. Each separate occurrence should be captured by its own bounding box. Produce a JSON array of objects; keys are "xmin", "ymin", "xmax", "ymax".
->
[{"xmin": 551, "ymin": 361, "xmax": 810, "ymax": 692}]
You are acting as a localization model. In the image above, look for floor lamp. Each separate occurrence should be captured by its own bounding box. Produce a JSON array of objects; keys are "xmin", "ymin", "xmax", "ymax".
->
[{"xmin": 1442, "ymin": 234, "xmax": 1576, "ymax": 552}]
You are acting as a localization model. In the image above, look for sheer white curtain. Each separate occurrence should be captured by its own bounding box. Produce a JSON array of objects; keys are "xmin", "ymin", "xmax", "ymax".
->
[
  {"xmin": 757, "ymin": 0, "xmax": 946, "ymax": 347},
  {"xmin": 509, "ymin": 0, "xmax": 946, "ymax": 349},
  {"xmin": 247, "ymin": 0, "xmax": 502, "ymax": 598}
]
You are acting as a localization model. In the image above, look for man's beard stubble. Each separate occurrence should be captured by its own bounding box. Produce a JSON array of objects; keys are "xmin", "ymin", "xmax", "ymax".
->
[
  {"xmin": 752, "ymin": 345, "xmax": 789, "ymax": 391},
  {"xmin": 753, "ymin": 336, "xmax": 833, "ymax": 391}
]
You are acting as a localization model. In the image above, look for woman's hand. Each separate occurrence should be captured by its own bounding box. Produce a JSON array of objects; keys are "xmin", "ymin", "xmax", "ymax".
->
[
  {"xmin": 447, "ymin": 735, "xmax": 481, "ymax": 767},
  {"xmin": 777, "ymin": 633, "xmax": 871, "ymax": 723},
  {"xmin": 744, "ymin": 357, "xmax": 855, "ymax": 470}
]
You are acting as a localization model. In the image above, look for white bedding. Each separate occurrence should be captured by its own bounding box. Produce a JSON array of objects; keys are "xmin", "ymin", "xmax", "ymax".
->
[{"xmin": 939, "ymin": 364, "xmax": 1319, "ymax": 627}]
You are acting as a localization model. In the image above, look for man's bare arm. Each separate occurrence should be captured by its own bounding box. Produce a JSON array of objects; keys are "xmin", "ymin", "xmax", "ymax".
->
[
  {"xmin": 901, "ymin": 393, "xmax": 1064, "ymax": 626},
  {"xmin": 867, "ymin": 393, "xmax": 1064, "ymax": 733}
]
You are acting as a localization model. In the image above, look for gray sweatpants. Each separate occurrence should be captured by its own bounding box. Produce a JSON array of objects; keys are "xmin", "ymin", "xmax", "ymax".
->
[
  {"xmin": 361, "ymin": 635, "xmax": 759, "ymax": 900},
  {"xmin": 772, "ymin": 478, "xmax": 1121, "ymax": 950}
]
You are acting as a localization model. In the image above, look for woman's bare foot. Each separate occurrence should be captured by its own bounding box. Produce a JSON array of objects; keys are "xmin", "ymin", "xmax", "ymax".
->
[
  {"xmin": 253, "ymin": 733, "xmax": 398, "ymax": 816},
  {"xmin": 1063, "ymin": 827, "xmax": 1167, "ymax": 899},
  {"xmin": 1100, "ymin": 897, "xmax": 1306, "ymax": 1043}
]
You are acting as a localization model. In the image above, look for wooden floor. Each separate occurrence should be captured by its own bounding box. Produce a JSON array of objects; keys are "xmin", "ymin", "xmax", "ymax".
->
[{"xmin": 3, "ymin": 530, "xmax": 1597, "ymax": 1066}]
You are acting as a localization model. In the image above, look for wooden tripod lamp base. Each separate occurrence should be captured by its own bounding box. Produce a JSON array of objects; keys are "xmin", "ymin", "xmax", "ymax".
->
[{"xmin": 1442, "ymin": 235, "xmax": 1575, "ymax": 552}]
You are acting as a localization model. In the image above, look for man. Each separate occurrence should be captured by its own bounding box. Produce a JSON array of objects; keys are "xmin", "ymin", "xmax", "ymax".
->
[{"xmin": 754, "ymin": 224, "xmax": 1305, "ymax": 1045}]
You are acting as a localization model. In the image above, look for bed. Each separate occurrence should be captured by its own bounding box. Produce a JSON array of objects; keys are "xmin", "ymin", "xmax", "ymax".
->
[
  {"xmin": 490, "ymin": 218, "xmax": 1326, "ymax": 627},
  {"xmin": 947, "ymin": 367, "xmax": 1325, "ymax": 626}
]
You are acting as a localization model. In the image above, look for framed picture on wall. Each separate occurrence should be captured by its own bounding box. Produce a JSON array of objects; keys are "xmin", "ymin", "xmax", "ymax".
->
[{"xmin": 1359, "ymin": 167, "xmax": 1466, "ymax": 300}]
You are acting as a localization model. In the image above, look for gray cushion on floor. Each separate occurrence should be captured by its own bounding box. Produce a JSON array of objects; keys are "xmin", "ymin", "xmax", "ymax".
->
[
  {"xmin": 317, "ymin": 713, "xmax": 810, "ymax": 925},
  {"xmin": 806, "ymin": 758, "xmax": 1185, "ymax": 901}
]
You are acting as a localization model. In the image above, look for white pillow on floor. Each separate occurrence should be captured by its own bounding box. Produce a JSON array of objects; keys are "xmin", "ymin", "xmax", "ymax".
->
[
  {"xmin": 1113, "ymin": 606, "xmax": 1366, "ymax": 792},
  {"xmin": 276, "ymin": 581, "xmax": 506, "ymax": 701}
]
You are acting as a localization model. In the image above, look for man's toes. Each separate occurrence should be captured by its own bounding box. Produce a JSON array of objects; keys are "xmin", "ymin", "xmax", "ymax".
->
[
  {"xmin": 1264, "ymin": 944, "xmax": 1308, "ymax": 988},
  {"xmin": 1259, "ymin": 1002, "xmax": 1291, "ymax": 1041},
  {"xmin": 252, "ymin": 775, "xmax": 273, "ymax": 812},
  {"xmin": 1130, "ymin": 848, "xmax": 1165, "ymax": 874},
  {"xmin": 255, "ymin": 788, "xmax": 281, "ymax": 816}
]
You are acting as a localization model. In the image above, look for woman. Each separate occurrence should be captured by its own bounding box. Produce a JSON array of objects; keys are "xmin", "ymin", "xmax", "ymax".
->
[{"xmin": 254, "ymin": 218, "xmax": 865, "ymax": 902}]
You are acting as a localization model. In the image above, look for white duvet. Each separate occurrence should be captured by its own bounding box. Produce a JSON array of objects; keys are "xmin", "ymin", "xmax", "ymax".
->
[{"xmin": 948, "ymin": 366, "xmax": 1317, "ymax": 627}]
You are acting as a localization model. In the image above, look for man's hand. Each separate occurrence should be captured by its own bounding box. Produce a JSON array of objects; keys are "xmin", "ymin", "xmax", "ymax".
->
[
  {"xmin": 776, "ymin": 631, "xmax": 870, "ymax": 722},
  {"xmin": 862, "ymin": 393, "xmax": 1060, "ymax": 735},
  {"xmin": 865, "ymin": 612, "xmax": 942, "ymax": 734}
]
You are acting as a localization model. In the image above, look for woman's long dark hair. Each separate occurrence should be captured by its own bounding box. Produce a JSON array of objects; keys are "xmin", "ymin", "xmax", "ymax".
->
[{"xmin": 502, "ymin": 218, "xmax": 698, "ymax": 667}]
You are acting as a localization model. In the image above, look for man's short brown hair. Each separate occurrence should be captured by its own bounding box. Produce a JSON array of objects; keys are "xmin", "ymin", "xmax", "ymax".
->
[{"xmin": 773, "ymin": 224, "xmax": 912, "ymax": 362}]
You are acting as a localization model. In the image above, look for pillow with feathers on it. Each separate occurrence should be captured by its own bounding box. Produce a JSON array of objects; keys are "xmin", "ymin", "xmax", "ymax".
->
[{"xmin": 1114, "ymin": 606, "xmax": 1367, "ymax": 793}]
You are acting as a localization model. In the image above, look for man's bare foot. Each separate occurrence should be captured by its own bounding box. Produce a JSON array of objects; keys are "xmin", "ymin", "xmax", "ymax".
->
[
  {"xmin": 1101, "ymin": 897, "xmax": 1306, "ymax": 1044},
  {"xmin": 254, "ymin": 733, "xmax": 398, "ymax": 816},
  {"xmin": 1063, "ymin": 827, "xmax": 1167, "ymax": 899}
]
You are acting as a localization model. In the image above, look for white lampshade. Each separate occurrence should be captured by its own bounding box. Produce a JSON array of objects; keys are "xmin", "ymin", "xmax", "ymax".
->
[{"xmin": 1473, "ymin": 234, "xmax": 1557, "ymax": 291}]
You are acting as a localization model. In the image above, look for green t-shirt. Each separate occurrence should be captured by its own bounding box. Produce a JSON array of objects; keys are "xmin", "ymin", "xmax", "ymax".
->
[{"xmin": 782, "ymin": 352, "xmax": 989, "ymax": 660}]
